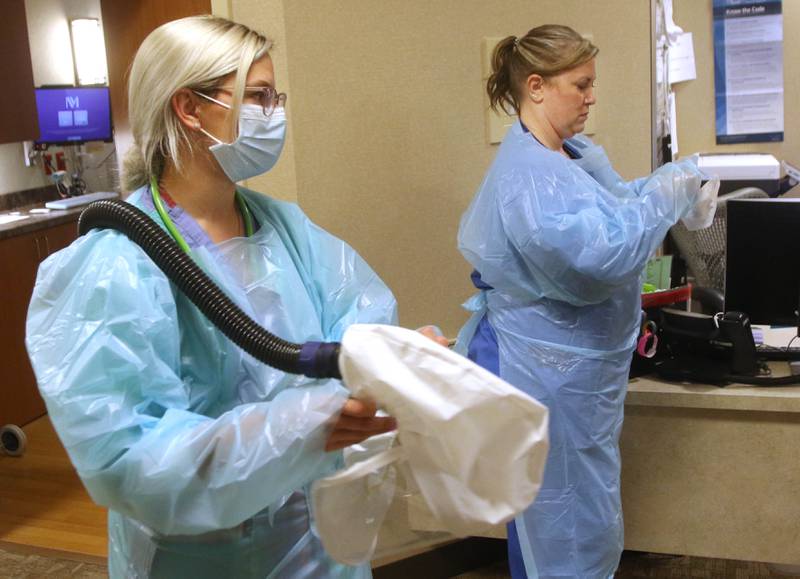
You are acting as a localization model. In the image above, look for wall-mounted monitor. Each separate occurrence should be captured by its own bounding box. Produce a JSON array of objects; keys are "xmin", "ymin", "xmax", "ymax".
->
[{"xmin": 34, "ymin": 86, "xmax": 112, "ymax": 145}]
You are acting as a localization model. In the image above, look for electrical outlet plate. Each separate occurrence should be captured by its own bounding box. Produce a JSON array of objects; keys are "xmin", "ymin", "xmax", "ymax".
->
[{"xmin": 22, "ymin": 141, "xmax": 36, "ymax": 167}]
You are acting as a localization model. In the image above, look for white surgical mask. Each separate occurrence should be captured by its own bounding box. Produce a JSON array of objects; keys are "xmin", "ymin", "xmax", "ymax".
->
[{"xmin": 194, "ymin": 91, "xmax": 286, "ymax": 182}]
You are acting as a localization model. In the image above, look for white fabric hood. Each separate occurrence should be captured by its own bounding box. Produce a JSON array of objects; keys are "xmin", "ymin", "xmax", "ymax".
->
[{"xmin": 312, "ymin": 324, "xmax": 549, "ymax": 565}]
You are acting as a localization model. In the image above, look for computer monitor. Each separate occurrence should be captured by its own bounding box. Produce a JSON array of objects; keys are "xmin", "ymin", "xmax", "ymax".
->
[
  {"xmin": 34, "ymin": 86, "xmax": 113, "ymax": 145},
  {"xmin": 725, "ymin": 198, "xmax": 800, "ymax": 326}
]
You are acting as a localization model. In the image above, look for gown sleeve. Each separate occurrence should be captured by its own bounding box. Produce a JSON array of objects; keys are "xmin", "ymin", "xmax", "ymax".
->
[
  {"xmin": 460, "ymin": 146, "xmax": 703, "ymax": 306},
  {"xmin": 26, "ymin": 229, "xmax": 352, "ymax": 536}
]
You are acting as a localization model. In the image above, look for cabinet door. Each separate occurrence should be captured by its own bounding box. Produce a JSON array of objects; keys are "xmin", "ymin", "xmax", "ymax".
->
[
  {"xmin": 101, "ymin": 0, "xmax": 211, "ymax": 146},
  {"xmin": 0, "ymin": 231, "xmax": 47, "ymax": 426},
  {"xmin": 42, "ymin": 221, "xmax": 80, "ymax": 255},
  {"xmin": 0, "ymin": 0, "xmax": 38, "ymax": 144},
  {"xmin": 0, "ymin": 222, "xmax": 78, "ymax": 426}
]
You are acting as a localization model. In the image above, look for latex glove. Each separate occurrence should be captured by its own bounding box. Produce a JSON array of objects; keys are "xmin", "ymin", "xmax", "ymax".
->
[{"xmin": 681, "ymin": 175, "xmax": 720, "ymax": 231}]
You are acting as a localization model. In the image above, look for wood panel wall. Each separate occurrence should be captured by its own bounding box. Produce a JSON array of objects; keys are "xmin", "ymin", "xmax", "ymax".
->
[
  {"xmin": 99, "ymin": 0, "xmax": 212, "ymax": 141},
  {"xmin": 0, "ymin": 0, "xmax": 38, "ymax": 144}
]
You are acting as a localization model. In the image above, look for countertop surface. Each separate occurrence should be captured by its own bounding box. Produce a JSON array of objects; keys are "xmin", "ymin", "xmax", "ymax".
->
[
  {"xmin": 627, "ymin": 362, "xmax": 800, "ymax": 412},
  {"xmin": 0, "ymin": 203, "xmax": 84, "ymax": 240},
  {"xmin": 0, "ymin": 186, "xmax": 121, "ymax": 240}
]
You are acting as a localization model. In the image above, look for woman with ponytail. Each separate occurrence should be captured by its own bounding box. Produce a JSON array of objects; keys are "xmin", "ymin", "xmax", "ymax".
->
[{"xmin": 456, "ymin": 24, "xmax": 712, "ymax": 579}]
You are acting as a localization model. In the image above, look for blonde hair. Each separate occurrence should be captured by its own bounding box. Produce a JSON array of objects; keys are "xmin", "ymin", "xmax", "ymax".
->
[
  {"xmin": 487, "ymin": 25, "xmax": 598, "ymax": 115},
  {"xmin": 122, "ymin": 15, "xmax": 271, "ymax": 192}
]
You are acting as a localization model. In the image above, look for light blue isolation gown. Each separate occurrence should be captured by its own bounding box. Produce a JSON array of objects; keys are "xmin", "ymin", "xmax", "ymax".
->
[
  {"xmin": 26, "ymin": 185, "xmax": 398, "ymax": 578},
  {"xmin": 457, "ymin": 122, "xmax": 704, "ymax": 579}
]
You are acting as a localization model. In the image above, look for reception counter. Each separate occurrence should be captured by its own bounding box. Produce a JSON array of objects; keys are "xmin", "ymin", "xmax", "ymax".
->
[
  {"xmin": 406, "ymin": 362, "xmax": 800, "ymax": 565},
  {"xmin": 621, "ymin": 364, "xmax": 800, "ymax": 565}
]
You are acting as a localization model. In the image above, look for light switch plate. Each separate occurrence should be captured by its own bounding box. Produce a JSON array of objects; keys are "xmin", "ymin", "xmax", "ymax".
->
[
  {"xmin": 481, "ymin": 37, "xmax": 505, "ymax": 79},
  {"xmin": 487, "ymin": 108, "xmax": 518, "ymax": 144}
]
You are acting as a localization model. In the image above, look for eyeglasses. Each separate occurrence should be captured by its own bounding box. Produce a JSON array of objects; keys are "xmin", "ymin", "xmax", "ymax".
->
[{"xmin": 201, "ymin": 86, "xmax": 287, "ymax": 117}]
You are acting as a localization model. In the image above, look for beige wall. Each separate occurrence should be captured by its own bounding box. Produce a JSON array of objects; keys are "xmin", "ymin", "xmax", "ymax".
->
[
  {"xmin": 232, "ymin": 0, "xmax": 299, "ymax": 203},
  {"xmin": 672, "ymin": 1, "xmax": 799, "ymax": 162},
  {"xmin": 233, "ymin": 0, "xmax": 653, "ymax": 334},
  {"xmin": 0, "ymin": 142, "xmax": 49, "ymax": 195}
]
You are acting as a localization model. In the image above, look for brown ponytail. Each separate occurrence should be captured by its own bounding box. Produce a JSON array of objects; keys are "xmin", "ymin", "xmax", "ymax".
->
[
  {"xmin": 487, "ymin": 36, "xmax": 520, "ymax": 115},
  {"xmin": 486, "ymin": 25, "xmax": 598, "ymax": 115}
]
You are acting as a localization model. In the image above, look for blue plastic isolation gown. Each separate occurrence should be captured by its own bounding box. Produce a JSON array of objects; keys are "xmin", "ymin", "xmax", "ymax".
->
[
  {"xmin": 456, "ymin": 122, "xmax": 704, "ymax": 579},
  {"xmin": 26, "ymin": 185, "xmax": 398, "ymax": 578}
]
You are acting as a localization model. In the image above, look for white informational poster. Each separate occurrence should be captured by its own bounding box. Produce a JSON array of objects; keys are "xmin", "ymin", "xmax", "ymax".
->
[{"xmin": 714, "ymin": 0, "xmax": 784, "ymax": 144}]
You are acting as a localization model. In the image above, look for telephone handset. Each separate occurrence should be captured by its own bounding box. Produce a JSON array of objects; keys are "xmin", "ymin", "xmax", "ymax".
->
[
  {"xmin": 654, "ymin": 308, "xmax": 761, "ymax": 384},
  {"xmin": 717, "ymin": 311, "xmax": 758, "ymax": 376}
]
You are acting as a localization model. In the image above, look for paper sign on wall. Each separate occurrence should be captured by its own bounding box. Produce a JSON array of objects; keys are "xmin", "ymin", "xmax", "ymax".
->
[{"xmin": 668, "ymin": 32, "xmax": 696, "ymax": 84}]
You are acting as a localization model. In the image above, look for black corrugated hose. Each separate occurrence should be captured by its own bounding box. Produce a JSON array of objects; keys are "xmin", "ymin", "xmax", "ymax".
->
[{"xmin": 78, "ymin": 199, "xmax": 342, "ymax": 379}]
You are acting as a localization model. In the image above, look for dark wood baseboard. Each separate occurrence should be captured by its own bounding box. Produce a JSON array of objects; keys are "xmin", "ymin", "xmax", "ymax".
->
[{"xmin": 373, "ymin": 537, "xmax": 508, "ymax": 579}]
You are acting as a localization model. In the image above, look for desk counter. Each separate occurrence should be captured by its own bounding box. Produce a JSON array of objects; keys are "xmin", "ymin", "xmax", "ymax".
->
[
  {"xmin": 621, "ymin": 365, "xmax": 800, "ymax": 565},
  {"xmin": 627, "ymin": 366, "xmax": 800, "ymax": 413}
]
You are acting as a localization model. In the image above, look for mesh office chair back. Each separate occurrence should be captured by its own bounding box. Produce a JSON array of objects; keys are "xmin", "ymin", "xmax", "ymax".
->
[{"xmin": 670, "ymin": 187, "xmax": 769, "ymax": 292}]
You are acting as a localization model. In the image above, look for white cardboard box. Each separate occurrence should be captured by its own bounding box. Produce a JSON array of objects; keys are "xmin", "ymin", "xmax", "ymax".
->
[{"xmin": 698, "ymin": 153, "xmax": 780, "ymax": 181}]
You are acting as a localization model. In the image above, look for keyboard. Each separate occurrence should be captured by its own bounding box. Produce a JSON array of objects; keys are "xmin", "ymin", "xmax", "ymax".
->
[
  {"xmin": 45, "ymin": 191, "xmax": 119, "ymax": 210},
  {"xmin": 756, "ymin": 343, "xmax": 800, "ymax": 361}
]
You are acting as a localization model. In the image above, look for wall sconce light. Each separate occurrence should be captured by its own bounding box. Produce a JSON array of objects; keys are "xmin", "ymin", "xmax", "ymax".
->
[{"xmin": 69, "ymin": 18, "xmax": 108, "ymax": 86}]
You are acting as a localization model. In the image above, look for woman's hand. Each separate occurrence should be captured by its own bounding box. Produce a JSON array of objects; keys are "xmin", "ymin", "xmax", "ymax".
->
[
  {"xmin": 325, "ymin": 398, "xmax": 397, "ymax": 452},
  {"xmin": 417, "ymin": 325, "xmax": 450, "ymax": 348},
  {"xmin": 324, "ymin": 325, "xmax": 447, "ymax": 452}
]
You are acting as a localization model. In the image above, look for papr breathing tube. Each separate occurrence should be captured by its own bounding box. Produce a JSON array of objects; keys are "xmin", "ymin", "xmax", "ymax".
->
[{"xmin": 77, "ymin": 199, "xmax": 342, "ymax": 379}]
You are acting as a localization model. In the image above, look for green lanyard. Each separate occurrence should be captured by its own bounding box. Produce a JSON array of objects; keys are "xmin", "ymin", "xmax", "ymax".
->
[{"xmin": 150, "ymin": 177, "xmax": 254, "ymax": 255}]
